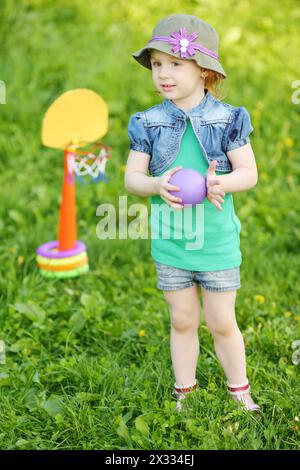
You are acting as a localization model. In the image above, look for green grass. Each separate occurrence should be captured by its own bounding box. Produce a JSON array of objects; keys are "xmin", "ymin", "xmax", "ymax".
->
[{"xmin": 0, "ymin": 0, "xmax": 300, "ymax": 450}]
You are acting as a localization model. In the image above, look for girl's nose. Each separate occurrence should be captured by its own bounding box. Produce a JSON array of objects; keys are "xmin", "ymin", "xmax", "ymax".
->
[{"xmin": 158, "ymin": 66, "xmax": 170, "ymax": 79}]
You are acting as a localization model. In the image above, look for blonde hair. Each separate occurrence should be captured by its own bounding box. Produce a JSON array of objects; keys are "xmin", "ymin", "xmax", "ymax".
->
[{"xmin": 199, "ymin": 67, "xmax": 226, "ymax": 101}]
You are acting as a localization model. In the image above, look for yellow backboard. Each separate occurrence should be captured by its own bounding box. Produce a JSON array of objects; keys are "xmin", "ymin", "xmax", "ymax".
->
[{"xmin": 42, "ymin": 88, "xmax": 108, "ymax": 149}]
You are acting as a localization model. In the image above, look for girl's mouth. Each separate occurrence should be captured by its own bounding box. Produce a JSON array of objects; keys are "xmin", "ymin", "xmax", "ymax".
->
[{"xmin": 161, "ymin": 85, "xmax": 176, "ymax": 91}]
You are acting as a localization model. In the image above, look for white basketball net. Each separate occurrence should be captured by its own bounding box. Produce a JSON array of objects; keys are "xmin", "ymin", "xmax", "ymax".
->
[{"xmin": 67, "ymin": 143, "xmax": 111, "ymax": 180}]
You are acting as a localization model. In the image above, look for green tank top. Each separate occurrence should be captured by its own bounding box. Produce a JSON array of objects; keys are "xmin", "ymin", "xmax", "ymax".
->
[{"xmin": 150, "ymin": 119, "xmax": 242, "ymax": 271}]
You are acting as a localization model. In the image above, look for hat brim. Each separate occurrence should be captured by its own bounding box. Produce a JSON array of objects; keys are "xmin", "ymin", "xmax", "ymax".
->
[{"xmin": 132, "ymin": 42, "xmax": 227, "ymax": 79}]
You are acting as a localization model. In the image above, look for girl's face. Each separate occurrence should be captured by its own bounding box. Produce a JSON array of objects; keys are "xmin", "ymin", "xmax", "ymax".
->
[{"xmin": 150, "ymin": 50, "xmax": 205, "ymax": 111}]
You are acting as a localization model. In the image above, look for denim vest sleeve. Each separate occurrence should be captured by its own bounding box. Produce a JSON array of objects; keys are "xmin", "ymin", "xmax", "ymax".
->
[
  {"xmin": 128, "ymin": 112, "xmax": 151, "ymax": 155},
  {"xmin": 223, "ymin": 107, "xmax": 254, "ymax": 152}
]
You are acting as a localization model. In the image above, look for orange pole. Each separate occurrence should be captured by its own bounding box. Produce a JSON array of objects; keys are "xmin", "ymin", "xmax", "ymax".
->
[{"xmin": 58, "ymin": 150, "xmax": 77, "ymax": 251}]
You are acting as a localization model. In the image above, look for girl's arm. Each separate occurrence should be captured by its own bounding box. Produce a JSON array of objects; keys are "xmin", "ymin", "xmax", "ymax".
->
[
  {"xmin": 124, "ymin": 150, "xmax": 184, "ymax": 209},
  {"xmin": 218, "ymin": 143, "xmax": 258, "ymax": 193},
  {"xmin": 124, "ymin": 150, "xmax": 159, "ymax": 196}
]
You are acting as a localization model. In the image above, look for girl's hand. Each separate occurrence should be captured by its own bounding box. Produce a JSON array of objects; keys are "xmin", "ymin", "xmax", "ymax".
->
[
  {"xmin": 156, "ymin": 166, "xmax": 184, "ymax": 210},
  {"xmin": 206, "ymin": 160, "xmax": 226, "ymax": 211}
]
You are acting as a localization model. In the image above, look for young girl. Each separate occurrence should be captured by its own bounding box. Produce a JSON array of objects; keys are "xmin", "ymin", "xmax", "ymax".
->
[{"xmin": 125, "ymin": 14, "xmax": 261, "ymax": 413}]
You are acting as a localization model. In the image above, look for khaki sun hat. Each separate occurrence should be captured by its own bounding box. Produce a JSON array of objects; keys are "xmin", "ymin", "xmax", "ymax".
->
[{"xmin": 132, "ymin": 13, "xmax": 226, "ymax": 79}]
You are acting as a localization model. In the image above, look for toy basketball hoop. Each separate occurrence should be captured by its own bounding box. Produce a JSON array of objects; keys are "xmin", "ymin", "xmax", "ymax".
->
[
  {"xmin": 67, "ymin": 141, "xmax": 111, "ymax": 184},
  {"xmin": 36, "ymin": 88, "xmax": 110, "ymax": 278}
]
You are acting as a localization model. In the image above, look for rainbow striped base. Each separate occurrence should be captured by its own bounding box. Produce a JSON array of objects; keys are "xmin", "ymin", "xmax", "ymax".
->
[{"xmin": 36, "ymin": 240, "xmax": 89, "ymax": 279}]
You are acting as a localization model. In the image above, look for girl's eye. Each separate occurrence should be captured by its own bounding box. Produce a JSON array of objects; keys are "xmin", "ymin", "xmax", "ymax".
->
[{"xmin": 151, "ymin": 61, "xmax": 180, "ymax": 66}]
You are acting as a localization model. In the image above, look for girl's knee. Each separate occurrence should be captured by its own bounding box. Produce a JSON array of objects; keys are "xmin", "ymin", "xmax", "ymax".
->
[
  {"xmin": 171, "ymin": 305, "xmax": 200, "ymax": 332},
  {"xmin": 206, "ymin": 316, "xmax": 238, "ymax": 337},
  {"xmin": 164, "ymin": 286, "xmax": 200, "ymax": 333},
  {"xmin": 202, "ymin": 289, "xmax": 237, "ymax": 336}
]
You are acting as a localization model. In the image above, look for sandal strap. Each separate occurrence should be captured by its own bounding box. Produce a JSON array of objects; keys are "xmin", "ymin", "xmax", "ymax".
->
[
  {"xmin": 174, "ymin": 381, "xmax": 198, "ymax": 394},
  {"xmin": 227, "ymin": 380, "xmax": 251, "ymax": 396},
  {"xmin": 173, "ymin": 381, "xmax": 198, "ymax": 405}
]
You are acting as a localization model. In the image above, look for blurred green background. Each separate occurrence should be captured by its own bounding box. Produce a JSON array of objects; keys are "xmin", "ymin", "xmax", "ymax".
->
[{"xmin": 0, "ymin": 0, "xmax": 299, "ymax": 450}]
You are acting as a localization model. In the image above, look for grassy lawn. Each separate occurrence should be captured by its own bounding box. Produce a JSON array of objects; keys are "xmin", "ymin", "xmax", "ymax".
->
[{"xmin": 0, "ymin": 0, "xmax": 299, "ymax": 450}]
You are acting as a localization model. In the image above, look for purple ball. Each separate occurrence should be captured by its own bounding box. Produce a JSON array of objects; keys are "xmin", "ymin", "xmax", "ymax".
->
[{"xmin": 169, "ymin": 169, "xmax": 207, "ymax": 206}]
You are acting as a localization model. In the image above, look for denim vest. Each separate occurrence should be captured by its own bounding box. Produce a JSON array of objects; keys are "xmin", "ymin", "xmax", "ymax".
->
[{"xmin": 128, "ymin": 90, "xmax": 253, "ymax": 176}]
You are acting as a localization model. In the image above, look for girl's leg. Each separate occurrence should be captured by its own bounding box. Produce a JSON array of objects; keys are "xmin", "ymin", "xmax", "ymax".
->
[
  {"xmin": 201, "ymin": 288, "xmax": 259, "ymax": 409},
  {"xmin": 201, "ymin": 289, "xmax": 247, "ymax": 384},
  {"xmin": 163, "ymin": 285, "xmax": 201, "ymax": 387}
]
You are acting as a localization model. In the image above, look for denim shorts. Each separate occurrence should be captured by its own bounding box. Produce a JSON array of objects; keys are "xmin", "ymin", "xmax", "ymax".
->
[{"xmin": 154, "ymin": 261, "xmax": 241, "ymax": 292}]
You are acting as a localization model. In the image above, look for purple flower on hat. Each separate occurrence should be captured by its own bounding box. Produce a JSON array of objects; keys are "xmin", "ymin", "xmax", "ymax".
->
[
  {"xmin": 149, "ymin": 27, "xmax": 219, "ymax": 60},
  {"xmin": 169, "ymin": 28, "xmax": 200, "ymax": 58}
]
